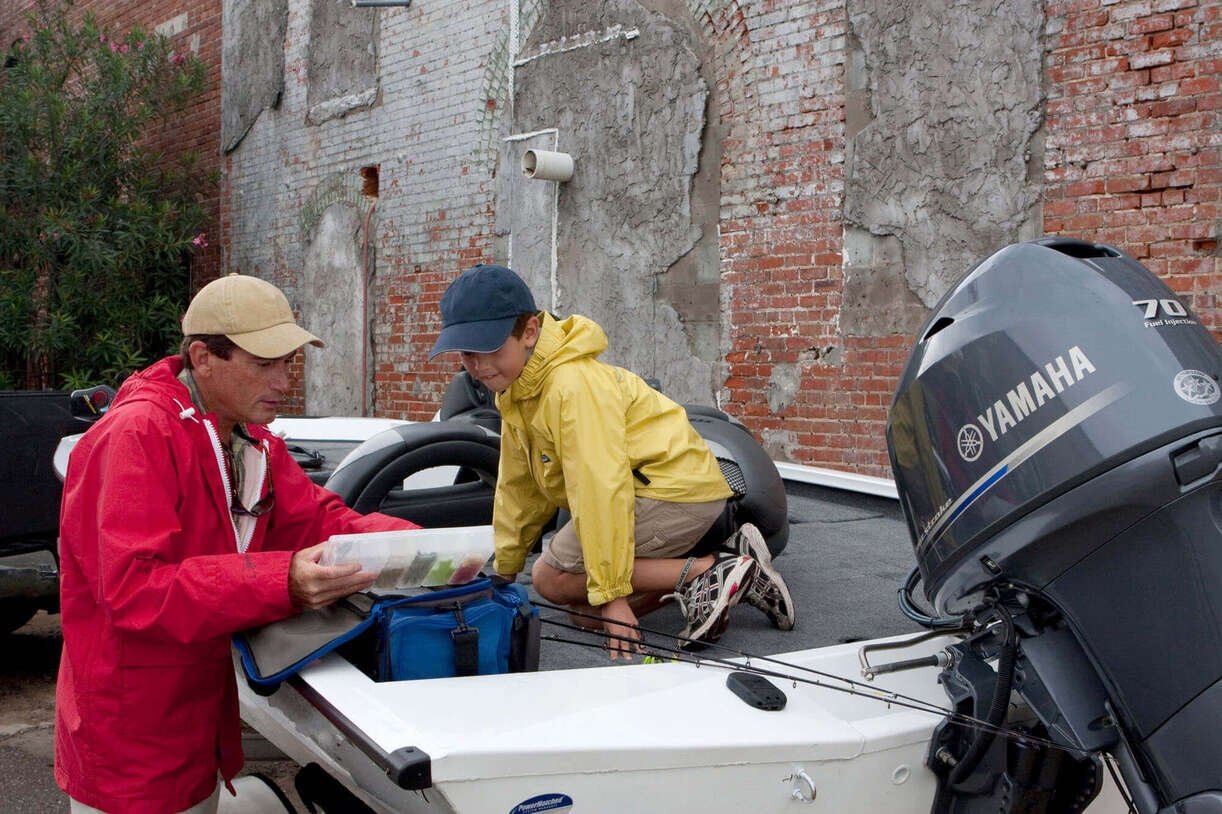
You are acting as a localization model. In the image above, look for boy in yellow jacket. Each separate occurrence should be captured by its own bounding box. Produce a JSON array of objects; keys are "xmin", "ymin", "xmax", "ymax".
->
[{"xmin": 430, "ymin": 264, "xmax": 794, "ymax": 658}]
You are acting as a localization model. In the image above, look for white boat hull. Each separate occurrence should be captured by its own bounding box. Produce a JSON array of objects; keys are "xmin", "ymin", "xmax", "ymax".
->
[{"xmin": 238, "ymin": 633, "xmax": 1128, "ymax": 813}]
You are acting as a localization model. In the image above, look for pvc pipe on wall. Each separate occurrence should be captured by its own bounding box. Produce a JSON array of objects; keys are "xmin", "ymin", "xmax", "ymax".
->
[{"xmin": 522, "ymin": 149, "xmax": 574, "ymax": 182}]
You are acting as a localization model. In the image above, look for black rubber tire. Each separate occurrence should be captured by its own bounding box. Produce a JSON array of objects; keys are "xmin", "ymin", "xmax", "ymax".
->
[
  {"xmin": 0, "ymin": 601, "xmax": 38, "ymax": 636},
  {"xmin": 350, "ymin": 438, "xmax": 500, "ymax": 518}
]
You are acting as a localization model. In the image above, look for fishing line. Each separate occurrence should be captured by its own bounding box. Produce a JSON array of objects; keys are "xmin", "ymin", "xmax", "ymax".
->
[{"xmin": 1102, "ymin": 754, "xmax": 1139, "ymax": 814}]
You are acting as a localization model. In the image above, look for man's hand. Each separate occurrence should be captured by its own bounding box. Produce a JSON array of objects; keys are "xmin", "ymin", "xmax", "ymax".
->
[
  {"xmin": 289, "ymin": 542, "xmax": 377, "ymax": 609},
  {"xmin": 600, "ymin": 596, "xmax": 644, "ymax": 661}
]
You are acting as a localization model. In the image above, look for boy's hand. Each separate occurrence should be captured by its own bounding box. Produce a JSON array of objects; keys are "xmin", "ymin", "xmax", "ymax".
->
[
  {"xmin": 600, "ymin": 597, "xmax": 644, "ymax": 660},
  {"xmin": 289, "ymin": 542, "xmax": 376, "ymax": 609}
]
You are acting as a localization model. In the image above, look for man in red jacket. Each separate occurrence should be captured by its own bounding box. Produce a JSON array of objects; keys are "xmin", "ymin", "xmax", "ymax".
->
[{"xmin": 55, "ymin": 274, "xmax": 417, "ymax": 814}]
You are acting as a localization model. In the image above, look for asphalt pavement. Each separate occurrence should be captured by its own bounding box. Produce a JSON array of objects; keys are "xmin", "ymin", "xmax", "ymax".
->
[{"xmin": 0, "ymin": 480, "xmax": 924, "ymax": 811}]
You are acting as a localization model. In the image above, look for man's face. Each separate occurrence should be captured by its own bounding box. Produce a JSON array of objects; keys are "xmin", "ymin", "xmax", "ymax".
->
[
  {"xmin": 459, "ymin": 317, "xmax": 539, "ymax": 393},
  {"xmin": 192, "ymin": 343, "xmax": 296, "ymax": 427}
]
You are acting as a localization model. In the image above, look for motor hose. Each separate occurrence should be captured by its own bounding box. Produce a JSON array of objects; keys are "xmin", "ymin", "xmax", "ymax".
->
[
  {"xmin": 898, "ymin": 566, "xmax": 967, "ymax": 630},
  {"xmin": 949, "ymin": 606, "xmax": 1018, "ymax": 788}
]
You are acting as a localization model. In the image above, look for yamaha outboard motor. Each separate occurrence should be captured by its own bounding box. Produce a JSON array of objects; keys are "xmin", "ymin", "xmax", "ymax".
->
[{"xmin": 887, "ymin": 238, "xmax": 1222, "ymax": 813}]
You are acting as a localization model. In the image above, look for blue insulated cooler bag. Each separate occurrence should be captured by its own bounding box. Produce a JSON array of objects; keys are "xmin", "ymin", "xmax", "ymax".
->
[
  {"xmin": 235, "ymin": 577, "xmax": 540, "ymax": 692},
  {"xmin": 376, "ymin": 579, "xmax": 537, "ymax": 680}
]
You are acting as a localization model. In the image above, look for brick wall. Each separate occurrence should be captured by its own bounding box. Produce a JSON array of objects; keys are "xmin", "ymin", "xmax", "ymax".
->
[
  {"xmin": 710, "ymin": 0, "xmax": 1218, "ymax": 476},
  {"xmin": 1044, "ymin": 0, "xmax": 1220, "ymax": 339},
  {"xmin": 221, "ymin": 1, "xmax": 506, "ymax": 420},
  {"xmin": 703, "ymin": 1, "xmax": 873, "ymax": 469},
  {"xmin": 5, "ymin": 0, "xmax": 1218, "ymax": 478}
]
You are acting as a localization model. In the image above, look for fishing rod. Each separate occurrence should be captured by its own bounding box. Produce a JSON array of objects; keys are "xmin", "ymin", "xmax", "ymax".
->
[
  {"xmin": 532, "ymin": 597, "xmax": 1139, "ymax": 771},
  {"xmin": 539, "ymin": 624, "xmax": 1087, "ymax": 761},
  {"xmin": 532, "ymin": 597, "xmax": 967, "ymax": 722},
  {"xmin": 541, "ymin": 618, "xmax": 952, "ymax": 718}
]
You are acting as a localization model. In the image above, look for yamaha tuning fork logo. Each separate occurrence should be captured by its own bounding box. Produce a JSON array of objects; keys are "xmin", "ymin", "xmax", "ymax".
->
[
  {"xmin": 956, "ymin": 425, "xmax": 984, "ymax": 462},
  {"xmin": 955, "ymin": 346, "xmax": 1097, "ymax": 463}
]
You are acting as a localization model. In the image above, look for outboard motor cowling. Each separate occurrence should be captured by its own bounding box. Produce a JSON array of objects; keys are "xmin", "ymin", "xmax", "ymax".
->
[{"xmin": 887, "ymin": 238, "xmax": 1222, "ymax": 812}]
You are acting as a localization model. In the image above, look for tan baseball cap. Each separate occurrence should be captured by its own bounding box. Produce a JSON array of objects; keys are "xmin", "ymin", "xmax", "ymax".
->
[{"xmin": 182, "ymin": 273, "xmax": 324, "ymax": 358}]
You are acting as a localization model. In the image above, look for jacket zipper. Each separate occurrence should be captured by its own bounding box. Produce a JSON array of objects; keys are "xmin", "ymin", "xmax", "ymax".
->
[
  {"xmin": 203, "ymin": 418, "xmax": 255, "ymax": 553},
  {"xmin": 512, "ymin": 424, "xmax": 540, "ymax": 485}
]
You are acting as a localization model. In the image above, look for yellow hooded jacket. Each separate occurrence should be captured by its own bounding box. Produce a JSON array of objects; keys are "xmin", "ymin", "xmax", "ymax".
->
[{"xmin": 493, "ymin": 313, "xmax": 733, "ymax": 606}]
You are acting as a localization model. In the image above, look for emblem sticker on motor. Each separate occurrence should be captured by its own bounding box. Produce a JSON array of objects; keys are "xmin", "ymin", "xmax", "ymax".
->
[
  {"xmin": 509, "ymin": 793, "xmax": 574, "ymax": 814},
  {"xmin": 1173, "ymin": 369, "xmax": 1220, "ymax": 406}
]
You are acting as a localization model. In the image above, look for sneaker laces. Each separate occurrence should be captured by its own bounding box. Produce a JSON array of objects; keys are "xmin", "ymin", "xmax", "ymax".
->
[
  {"xmin": 663, "ymin": 554, "xmax": 753, "ymax": 640},
  {"xmin": 746, "ymin": 568, "xmax": 785, "ymax": 609},
  {"xmin": 723, "ymin": 523, "xmax": 794, "ymax": 629},
  {"xmin": 663, "ymin": 564, "xmax": 718, "ymax": 624}
]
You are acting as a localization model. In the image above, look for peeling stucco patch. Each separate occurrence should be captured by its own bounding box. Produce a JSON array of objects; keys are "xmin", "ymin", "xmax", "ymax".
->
[
  {"xmin": 760, "ymin": 427, "xmax": 800, "ymax": 462},
  {"xmin": 307, "ymin": 87, "xmax": 378, "ymax": 126},
  {"xmin": 767, "ymin": 362, "xmax": 800, "ymax": 414},
  {"xmin": 800, "ymin": 345, "xmax": 842, "ymax": 368},
  {"xmin": 306, "ymin": 0, "xmax": 380, "ymax": 124},
  {"xmin": 220, "ymin": 0, "xmax": 288, "ymax": 153},
  {"xmin": 843, "ymin": 0, "xmax": 1044, "ymax": 337},
  {"xmin": 841, "ymin": 227, "xmax": 930, "ymax": 337},
  {"xmin": 507, "ymin": 0, "xmax": 718, "ymax": 403},
  {"xmin": 303, "ymin": 204, "xmax": 370, "ymax": 416}
]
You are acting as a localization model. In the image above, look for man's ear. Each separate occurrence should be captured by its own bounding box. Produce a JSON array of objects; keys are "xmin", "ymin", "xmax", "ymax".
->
[{"xmin": 187, "ymin": 340, "xmax": 211, "ymax": 375}]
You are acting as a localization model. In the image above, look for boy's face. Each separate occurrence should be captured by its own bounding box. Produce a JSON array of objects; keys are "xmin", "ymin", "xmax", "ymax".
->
[{"xmin": 459, "ymin": 316, "xmax": 539, "ymax": 393}]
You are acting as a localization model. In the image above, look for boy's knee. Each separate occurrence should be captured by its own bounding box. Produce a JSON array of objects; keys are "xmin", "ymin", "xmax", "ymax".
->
[
  {"xmin": 530, "ymin": 558, "xmax": 563, "ymax": 601},
  {"xmin": 532, "ymin": 558, "xmax": 583, "ymax": 603}
]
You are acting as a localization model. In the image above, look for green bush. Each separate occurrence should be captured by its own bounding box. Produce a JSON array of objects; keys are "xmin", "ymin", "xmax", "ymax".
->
[{"xmin": 0, "ymin": 0, "xmax": 214, "ymax": 390}]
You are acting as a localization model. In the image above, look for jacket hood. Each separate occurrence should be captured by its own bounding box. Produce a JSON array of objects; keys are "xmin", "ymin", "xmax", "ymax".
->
[
  {"xmin": 111, "ymin": 356, "xmax": 196, "ymax": 418},
  {"xmin": 512, "ymin": 313, "xmax": 607, "ymax": 399}
]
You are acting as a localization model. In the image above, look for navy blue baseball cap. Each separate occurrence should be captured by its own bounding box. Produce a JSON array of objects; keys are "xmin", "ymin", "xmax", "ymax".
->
[{"xmin": 429, "ymin": 264, "xmax": 538, "ymax": 359}]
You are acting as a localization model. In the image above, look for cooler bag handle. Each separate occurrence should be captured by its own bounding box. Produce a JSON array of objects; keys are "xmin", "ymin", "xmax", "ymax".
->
[{"xmin": 449, "ymin": 603, "xmax": 480, "ymax": 677}]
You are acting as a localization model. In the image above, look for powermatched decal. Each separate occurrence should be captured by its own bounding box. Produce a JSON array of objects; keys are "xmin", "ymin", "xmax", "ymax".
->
[{"xmin": 509, "ymin": 793, "xmax": 574, "ymax": 814}]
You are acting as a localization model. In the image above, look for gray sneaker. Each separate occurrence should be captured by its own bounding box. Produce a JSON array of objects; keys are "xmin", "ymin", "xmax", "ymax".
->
[
  {"xmin": 724, "ymin": 523, "xmax": 796, "ymax": 631},
  {"xmin": 667, "ymin": 553, "xmax": 758, "ymax": 650}
]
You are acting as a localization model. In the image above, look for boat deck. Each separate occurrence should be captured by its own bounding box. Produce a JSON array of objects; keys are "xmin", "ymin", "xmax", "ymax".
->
[{"xmin": 536, "ymin": 480, "xmax": 925, "ymax": 671}]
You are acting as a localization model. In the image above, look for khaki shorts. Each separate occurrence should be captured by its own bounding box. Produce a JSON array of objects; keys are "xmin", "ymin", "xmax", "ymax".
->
[
  {"xmin": 71, "ymin": 783, "xmax": 220, "ymax": 814},
  {"xmin": 542, "ymin": 497, "xmax": 726, "ymax": 574}
]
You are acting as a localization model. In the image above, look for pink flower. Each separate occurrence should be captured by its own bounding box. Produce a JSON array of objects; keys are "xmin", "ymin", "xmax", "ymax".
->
[
  {"xmin": 192, "ymin": 233, "xmax": 209, "ymax": 248},
  {"xmin": 170, "ymin": 52, "xmax": 186, "ymax": 66}
]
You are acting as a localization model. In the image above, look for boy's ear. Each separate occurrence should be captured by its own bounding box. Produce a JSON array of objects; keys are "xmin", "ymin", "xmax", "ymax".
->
[{"xmin": 524, "ymin": 314, "xmax": 541, "ymax": 345}]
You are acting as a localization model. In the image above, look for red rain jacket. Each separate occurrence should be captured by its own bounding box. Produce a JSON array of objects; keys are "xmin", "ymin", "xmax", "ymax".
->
[{"xmin": 54, "ymin": 356, "xmax": 414, "ymax": 813}]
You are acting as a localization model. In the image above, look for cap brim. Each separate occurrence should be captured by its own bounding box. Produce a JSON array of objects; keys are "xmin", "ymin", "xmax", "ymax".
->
[
  {"xmin": 228, "ymin": 323, "xmax": 325, "ymax": 358},
  {"xmin": 428, "ymin": 316, "xmax": 518, "ymax": 360}
]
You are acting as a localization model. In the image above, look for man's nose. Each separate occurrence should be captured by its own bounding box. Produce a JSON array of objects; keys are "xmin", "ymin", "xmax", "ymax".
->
[{"xmin": 270, "ymin": 361, "xmax": 291, "ymax": 392}]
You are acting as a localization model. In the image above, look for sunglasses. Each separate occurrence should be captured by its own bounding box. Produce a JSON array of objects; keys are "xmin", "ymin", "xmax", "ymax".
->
[{"xmin": 230, "ymin": 462, "xmax": 275, "ymax": 517}]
